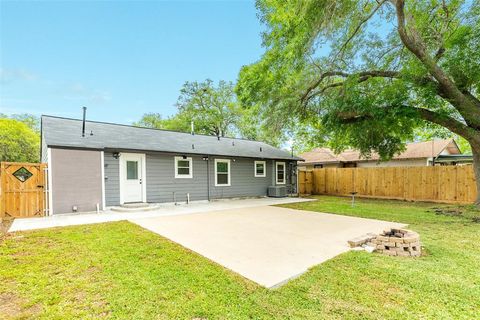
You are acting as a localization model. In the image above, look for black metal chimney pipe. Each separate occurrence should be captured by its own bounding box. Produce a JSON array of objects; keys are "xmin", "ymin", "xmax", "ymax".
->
[{"xmin": 82, "ymin": 107, "xmax": 86, "ymax": 137}]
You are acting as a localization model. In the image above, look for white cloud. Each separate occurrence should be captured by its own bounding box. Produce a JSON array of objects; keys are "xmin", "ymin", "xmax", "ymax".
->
[
  {"xmin": 0, "ymin": 68, "xmax": 38, "ymax": 84},
  {"xmin": 0, "ymin": 66, "xmax": 112, "ymax": 107},
  {"xmin": 64, "ymin": 82, "xmax": 111, "ymax": 104}
]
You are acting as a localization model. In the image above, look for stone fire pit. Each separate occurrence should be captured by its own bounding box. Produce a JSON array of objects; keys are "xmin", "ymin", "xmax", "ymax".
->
[{"xmin": 348, "ymin": 228, "xmax": 421, "ymax": 257}]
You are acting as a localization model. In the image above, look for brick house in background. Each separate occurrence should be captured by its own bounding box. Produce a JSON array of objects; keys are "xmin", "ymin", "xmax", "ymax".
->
[{"xmin": 298, "ymin": 139, "xmax": 472, "ymax": 170}]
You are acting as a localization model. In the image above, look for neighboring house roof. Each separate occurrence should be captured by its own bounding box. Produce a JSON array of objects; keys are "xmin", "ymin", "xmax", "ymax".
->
[
  {"xmin": 299, "ymin": 139, "xmax": 460, "ymax": 165},
  {"xmin": 298, "ymin": 147, "xmax": 343, "ymax": 164},
  {"xmin": 42, "ymin": 115, "xmax": 302, "ymax": 160}
]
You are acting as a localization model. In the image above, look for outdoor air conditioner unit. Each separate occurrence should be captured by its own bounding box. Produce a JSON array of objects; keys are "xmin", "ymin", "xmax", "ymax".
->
[{"xmin": 268, "ymin": 186, "xmax": 287, "ymax": 198}]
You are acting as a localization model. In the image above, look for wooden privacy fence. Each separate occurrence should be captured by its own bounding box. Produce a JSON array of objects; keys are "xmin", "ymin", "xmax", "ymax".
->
[
  {"xmin": 298, "ymin": 165, "xmax": 478, "ymax": 204},
  {"xmin": 0, "ymin": 162, "xmax": 48, "ymax": 218}
]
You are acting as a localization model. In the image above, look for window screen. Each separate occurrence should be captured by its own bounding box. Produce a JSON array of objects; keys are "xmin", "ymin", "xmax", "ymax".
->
[
  {"xmin": 175, "ymin": 157, "xmax": 192, "ymax": 178},
  {"xmin": 255, "ymin": 161, "xmax": 266, "ymax": 177},
  {"xmin": 276, "ymin": 162, "xmax": 285, "ymax": 184},
  {"xmin": 216, "ymin": 160, "xmax": 230, "ymax": 185},
  {"xmin": 177, "ymin": 160, "xmax": 190, "ymax": 175}
]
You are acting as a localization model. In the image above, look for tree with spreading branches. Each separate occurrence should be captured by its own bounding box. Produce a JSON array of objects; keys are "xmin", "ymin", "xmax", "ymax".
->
[
  {"xmin": 175, "ymin": 79, "xmax": 242, "ymax": 137},
  {"xmin": 135, "ymin": 80, "xmax": 286, "ymax": 146},
  {"xmin": 237, "ymin": 0, "xmax": 480, "ymax": 204}
]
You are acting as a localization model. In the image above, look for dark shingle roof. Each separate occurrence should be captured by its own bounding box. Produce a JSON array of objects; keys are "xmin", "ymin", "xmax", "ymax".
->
[{"xmin": 42, "ymin": 116, "xmax": 302, "ymax": 160}]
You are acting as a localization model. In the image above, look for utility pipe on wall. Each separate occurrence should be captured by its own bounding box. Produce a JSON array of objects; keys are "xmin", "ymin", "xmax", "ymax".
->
[
  {"xmin": 203, "ymin": 156, "xmax": 211, "ymax": 201},
  {"xmin": 82, "ymin": 107, "xmax": 87, "ymax": 137}
]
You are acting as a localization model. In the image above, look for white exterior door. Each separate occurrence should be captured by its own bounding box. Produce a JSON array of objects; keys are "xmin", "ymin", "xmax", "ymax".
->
[{"xmin": 120, "ymin": 153, "xmax": 145, "ymax": 203}]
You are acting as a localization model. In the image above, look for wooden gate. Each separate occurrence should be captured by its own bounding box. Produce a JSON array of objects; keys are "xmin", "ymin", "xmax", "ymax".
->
[
  {"xmin": 0, "ymin": 162, "xmax": 48, "ymax": 218},
  {"xmin": 298, "ymin": 170, "xmax": 313, "ymax": 195}
]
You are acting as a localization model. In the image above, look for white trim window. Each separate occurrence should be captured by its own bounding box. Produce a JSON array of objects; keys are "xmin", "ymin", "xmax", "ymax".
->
[
  {"xmin": 175, "ymin": 156, "xmax": 193, "ymax": 178},
  {"xmin": 276, "ymin": 161, "xmax": 286, "ymax": 185},
  {"xmin": 215, "ymin": 159, "xmax": 231, "ymax": 186},
  {"xmin": 254, "ymin": 160, "xmax": 266, "ymax": 177}
]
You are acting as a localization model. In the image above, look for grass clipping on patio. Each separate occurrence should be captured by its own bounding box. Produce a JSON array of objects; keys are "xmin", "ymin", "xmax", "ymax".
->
[{"xmin": 1, "ymin": 196, "xmax": 479, "ymax": 319}]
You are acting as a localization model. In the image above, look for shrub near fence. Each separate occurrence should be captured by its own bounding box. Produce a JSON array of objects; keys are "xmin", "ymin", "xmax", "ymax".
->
[{"xmin": 298, "ymin": 165, "xmax": 478, "ymax": 204}]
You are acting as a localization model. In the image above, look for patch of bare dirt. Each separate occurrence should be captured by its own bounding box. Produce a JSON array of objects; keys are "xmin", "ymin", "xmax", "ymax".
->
[
  {"xmin": 71, "ymin": 290, "xmax": 111, "ymax": 318},
  {"xmin": 430, "ymin": 206, "xmax": 480, "ymax": 223},
  {"xmin": 430, "ymin": 207, "xmax": 464, "ymax": 217},
  {"xmin": 0, "ymin": 292, "xmax": 41, "ymax": 319},
  {"xmin": 322, "ymin": 297, "xmax": 373, "ymax": 316},
  {"xmin": 11, "ymin": 249, "xmax": 31, "ymax": 257},
  {"xmin": 0, "ymin": 218, "xmax": 14, "ymax": 241}
]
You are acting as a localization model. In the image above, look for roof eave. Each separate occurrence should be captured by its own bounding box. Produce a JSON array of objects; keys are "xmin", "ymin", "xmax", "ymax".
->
[{"xmin": 46, "ymin": 144, "xmax": 300, "ymax": 161}]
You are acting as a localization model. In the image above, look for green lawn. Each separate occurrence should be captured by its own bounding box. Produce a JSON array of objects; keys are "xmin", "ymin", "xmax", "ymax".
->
[{"xmin": 1, "ymin": 196, "xmax": 479, "ymax": 319}]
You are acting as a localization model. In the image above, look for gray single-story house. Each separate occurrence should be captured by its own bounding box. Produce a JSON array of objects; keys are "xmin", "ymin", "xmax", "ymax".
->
[{"xmin": 41, "ymin": 115, "xmax": 302, "ymax": 214}]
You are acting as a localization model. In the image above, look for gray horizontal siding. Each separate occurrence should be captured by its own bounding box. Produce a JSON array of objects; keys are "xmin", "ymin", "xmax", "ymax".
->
[
  {"xmin": 209, "ymin": 157, "xmax": 272, "ymax": 199},
  {"xmin": 104, "ymin": 152, "xmax": 120, "ymax": 206},
  {"xmin": 103, "ymin": 151, "xmax": 297, "ymax": 206},
  {"xmin": 146, "ymin": 154, "xmax": 208, "ymax": 203}
]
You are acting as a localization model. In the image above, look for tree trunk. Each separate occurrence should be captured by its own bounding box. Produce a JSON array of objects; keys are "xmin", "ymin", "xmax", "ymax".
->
[{"xmin": 471, "ymin": 143, "xmax": 480, "ymax": 206}]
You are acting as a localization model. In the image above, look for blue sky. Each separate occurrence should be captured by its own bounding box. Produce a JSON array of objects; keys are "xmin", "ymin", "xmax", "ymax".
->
[{"xmin": 0, "ymin": 0, "xmax": 264, "ymax": 124}]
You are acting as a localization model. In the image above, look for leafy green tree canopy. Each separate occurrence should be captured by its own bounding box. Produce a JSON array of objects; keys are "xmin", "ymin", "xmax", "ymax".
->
[
  {"xmin": 135, "ymin": 79, "xmax": 286, "ymax": 146},
  {"xmin": 237, "ymin": 0, "xmax": 480, "ymax": 203},
  {"xmin": 133, "ymin": 113, "xmax": 167, "ymax": 129},
  {"xmin": 0, "ymin": 118, "xmax": 40, "ymax": 162},
  {"xmin": 135, "ymin": 80, "xmax": 240, "ymax": 136},
  {"xmin": 0, "ymin": 113, "xmax": 40, "ymax": 133},
  {"xmin": 175, "ymin": 79, "xmax": 241, "ymax": 137}
]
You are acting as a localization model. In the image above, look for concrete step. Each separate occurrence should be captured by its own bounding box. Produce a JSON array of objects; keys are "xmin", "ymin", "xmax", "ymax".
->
[
  {"xmin": 121, "ymin": 202, "xmax": 151, "ymax": 208},
  {"xmin": 110, "ymin": 203, "xmax": 162, "ymax": 212}
]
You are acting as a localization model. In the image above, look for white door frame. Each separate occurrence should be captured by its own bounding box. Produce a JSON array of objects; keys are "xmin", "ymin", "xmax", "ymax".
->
[{"xmin": 119, "ymin": 153, "xmax": 147, "ymax": 204}]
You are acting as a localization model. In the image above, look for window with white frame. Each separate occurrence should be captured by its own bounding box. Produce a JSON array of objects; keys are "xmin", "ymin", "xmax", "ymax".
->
[
  {"xmin": 254, "ymin": 160, "xmax": 266, "ymax": 177},
  {"xmin": 175, "ymin": 156, "xmax": 193, "ymax": 178},
  {"xmin": 215, "ymin": 159, "xmax": 231, "ymax": 186},
  {"xmin": 276, "ymin": 161, "xmax": 286, "ymax": 184}
]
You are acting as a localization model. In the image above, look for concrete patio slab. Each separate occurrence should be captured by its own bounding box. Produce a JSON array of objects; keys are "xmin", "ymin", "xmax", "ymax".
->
[
  {"xmin": 9, "ymin": 197, "xmax": 313, "ymax": 232},
  {"xmin": 132, "ymin": 206, "xmax": 406, "ymax": 288}
]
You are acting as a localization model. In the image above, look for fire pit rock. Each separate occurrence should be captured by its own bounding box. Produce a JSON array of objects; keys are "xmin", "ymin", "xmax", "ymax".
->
[{"xmin": 348, "ymin": 228, "xmax": 421, "ymax": 257}]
